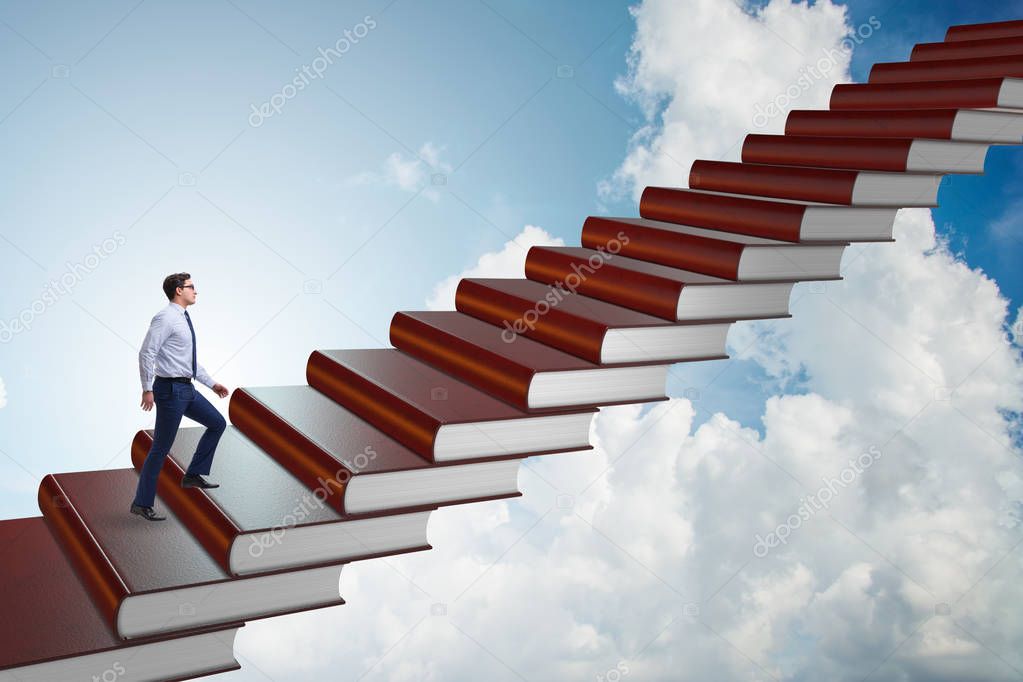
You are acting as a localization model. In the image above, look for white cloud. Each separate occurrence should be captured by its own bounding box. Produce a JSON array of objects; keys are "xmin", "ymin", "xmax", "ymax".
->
[
  {"xmin": 239, "ymin": 203, "xmax": 1023, "ymax": 680},
  {"xmin": 599, "ymin": 0, "xmax": 854, "ymax": 205},
  {"xmin": 347, "ymin": 141, "xmax": 453, "ymax": 202},
  {"xmin": 424, "ymin": 224, "xmax": 564, "ymax": 310},
  {"xmin": 989, "ymin": 198, "xmax": 1023, "ymax": 246},
  {"xmin": 0, "ymin": 376, "xmax": 6, "ymax": 409},
  {"xmin": 1013, "ymin": 306, "xmax": 1023, "ymax": 346},
  {"xmin": 235, "ymin": 1, "xmax": 1023, "ymax": 680}
]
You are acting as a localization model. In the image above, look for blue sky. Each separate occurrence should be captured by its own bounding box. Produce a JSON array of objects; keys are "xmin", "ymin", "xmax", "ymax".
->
[
  {"xmin": 2, "ymin": 1, "xmax": 1023, "ymax": 680},
  {"xmin": 0, "ymin": 0, "xmax": 1017, "ymax": 477},
  {"xmin": 0, "ymin": 0, "xmax": 657, "ymax": 520}
]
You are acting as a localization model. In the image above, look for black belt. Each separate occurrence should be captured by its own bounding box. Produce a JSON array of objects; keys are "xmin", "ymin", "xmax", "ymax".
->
[{"xmin": 156, "ymin": 376, "xmax": 192, "ymax": 383}]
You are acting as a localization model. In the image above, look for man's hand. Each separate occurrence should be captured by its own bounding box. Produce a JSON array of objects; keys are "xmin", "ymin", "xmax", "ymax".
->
[
  {"xmin": 141, "ymin": 391, "xmax": 154, "ymax": 411},
  {"xmin": 212, "ymin": 383, "xmax": 230, "ymax": 398}
]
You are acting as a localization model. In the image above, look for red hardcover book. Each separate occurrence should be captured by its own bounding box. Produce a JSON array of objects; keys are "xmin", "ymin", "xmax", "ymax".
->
[
  {"xmin": 641, "ymin": 187, "xmax": 805, "ymax": 241},
  {"xmin": 869, "ymin": 54, "xmax": 1023, "ymax": 84},
  {"xmin": 389, "ymin": 310, "xmax": 669, "ymax": 410},
  {"xmin": 688, "ymin": 159, "xmax": 940, "ymax": 206},
  {"xmin": 0, "ymin": 516, "xmax": 241, "ymax": 681},
  {"xmin": 742, "ymin": 134, "xmax": 988, "ymax": 173},
  {"xmin": 130, "ymin": 424, "xmax": 434, "ymax": 577},
  {"xmin": 455, "ymin": 277, "xmax": 731, "ymax": 364},
  {"xmin": 785, "ymin": 108, "xmax": 1023, "ymax": 143},
  {"xmin": 227, "ymin": 383, "xmax": 527, "ymax": 511},
  {"xmin": 829, "ymin": 77, "xmax": 1023, "ymax": 110},
  {"xmin": 946, "ymin": 19, "xmax": 1023, "ymax": 42},
  {"xmin": 581, "ymin": 216, "xmax": 847, "ymax": 281},
  {"xmin": 524, "ymin": 246, "xmax": 794, "ymax": 321},
  {"xmin": 306, "ymin": 348, "xmax": 596, "ymax": 462},
  {"xmin": 38, "ymin": 469, "xmax": 347, "ymax": 641},
  {"xmin": 912, "ymin": 36, "xmax": 1023, "ymax": 61},
  {"xmin": 639, "ymin": 187, "xmax": 896, "ymax": 241}
]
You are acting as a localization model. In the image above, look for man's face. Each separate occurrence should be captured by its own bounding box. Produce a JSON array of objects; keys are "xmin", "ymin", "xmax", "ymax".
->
[{"xmin": 178, "ymin": 279, "xmax": 197, "ymax": 305}]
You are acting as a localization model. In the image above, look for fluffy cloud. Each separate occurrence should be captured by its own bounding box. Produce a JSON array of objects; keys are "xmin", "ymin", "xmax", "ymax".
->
[
  {"xmin": 599, "ymin": 0, "xmax": 854, "ymax": 205},
  {"xmin": 235, "ymin": 1, "xmax": 1023, "ymax": 680},
  {"xmin": 709, "ymin": 212, "xmax": 1023, "ymax": 679},
  {"xmin": 347, "ymin": 141, "xmax": 453, "ymax": 202},
  {"xmin": 241, "ymin": 211, "xmax": 1023, "ymax": 681},
  {"xmin": 424, "ymin": 224, "xmax": 564, "ymax": 310}
]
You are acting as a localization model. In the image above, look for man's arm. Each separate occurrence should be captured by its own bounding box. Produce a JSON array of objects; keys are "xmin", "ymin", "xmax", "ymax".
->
[
  {"xmin": 195, "ymin": 361, "xmax": 216, "ymax": 389},
  {"xmin": 138, "ymin": 312, "xmax": 171, "ymax": 392},
  {"xmin": 196, "ymin": 360, "xmax": 229, "ymax": 398}
]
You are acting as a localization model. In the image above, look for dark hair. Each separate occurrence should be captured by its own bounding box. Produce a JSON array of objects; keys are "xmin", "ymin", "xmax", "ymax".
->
[{"xmin": 162, "ymin": 272, "xmax": 191, "ymax": 301}]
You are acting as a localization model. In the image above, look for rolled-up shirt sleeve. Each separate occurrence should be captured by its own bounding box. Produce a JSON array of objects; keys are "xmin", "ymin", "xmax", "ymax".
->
[{"xmin": 138, "ymin": 313, "xmax": 170, "ymax": 392}]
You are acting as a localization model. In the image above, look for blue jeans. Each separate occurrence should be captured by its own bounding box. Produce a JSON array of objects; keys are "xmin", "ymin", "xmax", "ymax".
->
[{"xmin": 132, "ymin": 377, "xmax": 227, "ymax": 508}]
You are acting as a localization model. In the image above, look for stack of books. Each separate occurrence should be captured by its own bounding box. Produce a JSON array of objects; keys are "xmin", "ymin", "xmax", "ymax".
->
[{"xmin": 4, "ymin": 16, "xmax": 1023, "ymax": 681}]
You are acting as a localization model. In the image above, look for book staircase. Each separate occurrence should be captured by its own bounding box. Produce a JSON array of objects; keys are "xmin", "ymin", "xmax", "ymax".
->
[{"xmin": 4, "ymin": 16, "xmax": 1023, "ymax": 681}]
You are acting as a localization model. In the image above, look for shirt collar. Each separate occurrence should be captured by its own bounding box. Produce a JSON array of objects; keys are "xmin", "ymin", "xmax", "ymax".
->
[{"xmin": 169, "ymin": 301, "xmax": 186, "ymax": 313}]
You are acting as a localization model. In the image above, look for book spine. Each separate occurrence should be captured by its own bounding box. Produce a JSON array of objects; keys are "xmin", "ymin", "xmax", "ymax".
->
[
  {"xmin": 37, "ymin": 475, "xmax": 127, "ymax": 635},
  {"xmin": 869, "ymin": 55, "xmax": 1023, "ymax": 84},
  {"xmin": 305, "ymin": 350, "xmax": 440, "ymax": 461},
  {"xmin": 390, "ymin": 312, "xmax": 534, "ymax": 409},
  {"xmin": 785, "ymin": 109, "xmax": 958, "ymax": 139},
  {"xmin": 639, "ymin": 187, "xmax": 805, "ymax": 241},
  {"xmin": 829, "ymin": 78, "xmax": 1003, "ymax": 110},
  {"xmin": 581, "ymin": 218, "xmax": 744, "ymax": 280},
  {"xmin": 911, "ymin": 37, "xmax": 1023, "ymax": 62},
  {"xmin": 742, "ymin": 135, "xmax": 912, "ymax": 172},
  {"xmin": 455, "ymin": 279, "xmax": 606, "ymax": 363},
  {"xmin": 689, "ymin": 159, "xmax": 857, "ymax": 204},
  {"xmin": 130, "ymin": 431, "xmax": 239, "ymax": 575},
  {"xmin": 525, "ymin": 247, "xmax": 682, "ymax": 320},
  {"xmin": 227, "ymin": 389, "xmax": 354, "ymax": 512},
  {"xmin": 946, "ymin": 20, "xmax": 1023, "ymax": 42}
]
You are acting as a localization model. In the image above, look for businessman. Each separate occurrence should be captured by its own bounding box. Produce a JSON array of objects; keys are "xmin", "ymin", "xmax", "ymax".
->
[{"xmin": 131, "ymin": 272, "xmax": 230, "ymax": 521}]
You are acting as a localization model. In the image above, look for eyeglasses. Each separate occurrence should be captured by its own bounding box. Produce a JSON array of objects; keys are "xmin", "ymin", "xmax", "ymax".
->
[{"xmin": 179, "ymin": 284, "xmax": 195, "ymax": 291}]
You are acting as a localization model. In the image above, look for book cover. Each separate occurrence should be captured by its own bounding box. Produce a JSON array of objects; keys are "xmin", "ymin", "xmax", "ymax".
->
[
  {"xmin": 785, "ymin": 109, "xmax": 962, "ymax": 140},
  {"xmin": 130, "ymin": 424, "xmax": 434, "ymax": 576},
  {"xmin": 869, "ymin": 54, "xmax": 1023, "ymax": 84},
  {"xmin": 829, "ymin": 77, "xmax": 1009, "ymax": 110},
  {"xmin": 912, "ymin": 35, "xmax": 1023, "ymax": 61},
  {"xmin": 390, "ymin": 310, "xmax": 668, "ymax": 410},
  {"xmin": 945, "ymin": 18, "xmax": 1023, "ymax": 41},
  {"xmin": 640, "ymin": 187, "xmax": 814, "ymax": 241},
  {"xmin": 228, "ymin": 384, "xmax": 527, "ymax": 508},
  {"xmin": 306, "ymin": 348, "xmax": 596, "ymax": 461},
  {"xmin": 690, "ymin": 159, "xmax": 867, "ymax": 204},
  {"xmin": 38, "ymin": 469, "xmax": 346, "ymax": 640},
  {"xmin": 524, "ymin": 246, "xmax": 784, "ymax": 320},
  {"xmin": 0, "ymin": 516, "xmax": 241, "ymax": 679},
  {"xmin": 455, "ymin": 277, "xmax": 723, "ymax": 364}
]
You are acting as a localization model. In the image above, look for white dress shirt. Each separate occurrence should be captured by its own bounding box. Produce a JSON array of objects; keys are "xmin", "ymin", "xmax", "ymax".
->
[{"xmin": 138, "ymin": 301, "xmax": 216, "ymax": 391}]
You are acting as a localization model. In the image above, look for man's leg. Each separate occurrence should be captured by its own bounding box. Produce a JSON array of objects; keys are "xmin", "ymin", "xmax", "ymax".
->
[
  {"xmin": 133, "ymin": 384, "xmax": 187, "ymax": 508},
  {"xmin": 182, "ymin": 388, "xmax": 227, "ymax": 477}
]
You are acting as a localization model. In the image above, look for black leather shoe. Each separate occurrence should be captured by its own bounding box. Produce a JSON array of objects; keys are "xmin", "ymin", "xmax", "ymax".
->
[
  {"xmin": 130, "ymin": 504, "xmax": 166, "ymax": 521},
  {"xmin": 181, "ymin": 474, "xmax": 220, "ymax": 489}
]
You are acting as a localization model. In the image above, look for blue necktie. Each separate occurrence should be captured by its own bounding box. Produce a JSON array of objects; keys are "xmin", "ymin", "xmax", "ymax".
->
[{"xmin": 183, "ymin": 310, "xmax": 197, "ymax": 379}]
